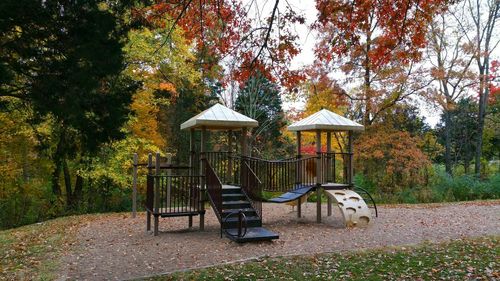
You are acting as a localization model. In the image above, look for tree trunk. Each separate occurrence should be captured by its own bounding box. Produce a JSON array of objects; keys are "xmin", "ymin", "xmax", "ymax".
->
[
  {"xmin": 464, "ymin": 156, "xmax": 470, "ymax": 174},
  {"xmin": 51, "ymin": 135, "xmax": 65, "ymax": 196},
  {"xmin": 363, "ymin": 35, "xmax": 371, "ymax": 126},
  {"xmin": 63, "ymin": 159, "xmax": 72, "ymax": 206},
  {"xmin": 73, "ymin": 174, "xmax": 84, "ymax": 204},
  {"xmin": 444, "ymin": 109, "xmax": 453, "ymax": 175},
  {"xmin": 51, "ymin": 161, "xmax": 62, "ymax": 196},
  {"xmin": 475, "ymin": 63, "xmax": 488, "ymax": 177}
]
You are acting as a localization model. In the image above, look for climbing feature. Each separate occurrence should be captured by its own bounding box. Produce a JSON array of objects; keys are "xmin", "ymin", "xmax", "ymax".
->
[{"xmin": 325, "ymin": 189, "xmax": 372, "ymax": 227}]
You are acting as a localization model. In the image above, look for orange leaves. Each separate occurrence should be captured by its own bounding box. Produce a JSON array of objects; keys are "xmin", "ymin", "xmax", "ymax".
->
[{"xmin": 355, "ymin": 125, "xmax": 431, "ymax": 191}]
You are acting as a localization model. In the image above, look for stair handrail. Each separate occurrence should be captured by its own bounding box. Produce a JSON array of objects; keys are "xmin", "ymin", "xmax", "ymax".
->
[
  {"xmin": 241, "ymin": 160, "xmax": 263, "ymax": 219},
  {"xmin": 204, "ymin": 159, "xmax": 224, "ymax": 222},
  {"xmin": 353, "ymin": 186, "xmax": 378, "ymax": 217},
  {"xmin": 222, "ymin": 210, "xmax": 248, "ymax": 238}
]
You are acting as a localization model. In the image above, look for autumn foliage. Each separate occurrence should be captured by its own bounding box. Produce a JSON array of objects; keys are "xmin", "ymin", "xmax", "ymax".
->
[{"xmin": 355, "ymin": 126, "xmax": 431, "ymax": 191}]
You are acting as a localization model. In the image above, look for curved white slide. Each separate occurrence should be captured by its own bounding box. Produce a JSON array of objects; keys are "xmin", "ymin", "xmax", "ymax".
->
[{"xmin": 324, "ymin": 189, "xmax": 372, "ymax": 227}]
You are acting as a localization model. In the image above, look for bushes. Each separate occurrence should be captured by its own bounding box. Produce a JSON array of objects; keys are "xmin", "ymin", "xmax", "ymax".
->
[{"xmin": 355, "ymin": 170, "xmax": 500, "ymax": 204}]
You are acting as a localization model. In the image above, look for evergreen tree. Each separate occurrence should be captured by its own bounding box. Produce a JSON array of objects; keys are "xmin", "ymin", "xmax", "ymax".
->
[{"xmin": 235, "ymin": 73, "xmax": 286, "ymax": 157}]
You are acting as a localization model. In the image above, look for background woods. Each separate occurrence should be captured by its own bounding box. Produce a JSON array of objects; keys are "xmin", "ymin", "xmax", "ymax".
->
[{"xmin": 0, "ymin": 0, "xmax": 499, "ymax": 229}]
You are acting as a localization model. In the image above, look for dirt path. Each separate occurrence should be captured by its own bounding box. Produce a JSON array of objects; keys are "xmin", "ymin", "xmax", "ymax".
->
[{"xmin": 58, "ymin": 201, "xmax": 500, "ymax": 280}]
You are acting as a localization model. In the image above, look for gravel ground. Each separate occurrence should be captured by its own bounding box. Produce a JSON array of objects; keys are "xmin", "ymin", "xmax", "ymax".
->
[{"xmin": 58, "ymin": 201, "xmax": 500, "ymax": 280}]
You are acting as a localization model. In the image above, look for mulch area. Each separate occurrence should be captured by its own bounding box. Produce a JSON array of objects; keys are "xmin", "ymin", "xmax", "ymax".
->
[{"xmin": 58, "ymin": 201, "xmax": 500, "ymax": 280}]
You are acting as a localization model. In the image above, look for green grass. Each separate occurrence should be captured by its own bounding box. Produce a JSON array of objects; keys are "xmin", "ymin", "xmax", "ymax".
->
[
  {"xmin": 147, "ymin": 236, "xmax": 499, "ymax": 281},
  {"xmin": 0, "ymin": 214, "xmax": 100, "ymax": 280}
]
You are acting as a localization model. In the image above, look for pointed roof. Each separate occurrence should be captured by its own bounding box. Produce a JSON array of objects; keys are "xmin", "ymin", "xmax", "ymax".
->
[
  {"xmin": 180, "ymin": 103, "xmax": 258, "ymax": 130},
  {"xmin": 288, "ymin": 109, "xmax": 364, "ymax": 132}
]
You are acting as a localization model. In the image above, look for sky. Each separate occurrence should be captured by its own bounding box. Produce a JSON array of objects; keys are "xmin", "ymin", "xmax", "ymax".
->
[{"xmin": 245, "ymin": 0, "xmax": 499, "ymax": 128}]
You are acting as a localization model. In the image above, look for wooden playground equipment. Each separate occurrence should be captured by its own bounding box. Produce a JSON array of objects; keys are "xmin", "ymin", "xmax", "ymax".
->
[{"xmin": 134, "ymin": 104, "xmax": 378, "ymax": 242}]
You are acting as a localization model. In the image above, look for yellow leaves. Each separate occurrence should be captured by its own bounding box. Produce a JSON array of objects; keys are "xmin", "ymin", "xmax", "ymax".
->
[{"xmin": 129, "ymin": 90, "xmax": 165, "ymax": 149}]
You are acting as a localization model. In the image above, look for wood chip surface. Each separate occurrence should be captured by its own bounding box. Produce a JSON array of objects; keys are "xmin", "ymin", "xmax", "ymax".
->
[{"xmin": 58, "ymin": 201, "xmax": 500, "ymax": 280}]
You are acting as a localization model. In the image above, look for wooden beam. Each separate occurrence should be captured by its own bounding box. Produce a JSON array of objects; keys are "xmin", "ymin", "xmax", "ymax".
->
[
  {"xmin": 326, "ymin": 132, "xmax": 332, "ymax": 182},
  {"xmin": 227, "ymin": 130, "xmax": 233, "ymax": 183},
  {"xmin": 316, "ymin": 130, "xmax": 322, "ymax": 223},
  {"xmin": 146, "ymin": 153, "xmax": 152, "ymax": 232},
  {"xmin": 154, "ymin": 152, "xmax": 161, "ymax": 236},
  {"xmin": 132, "ymin": 153, "xmax": 138, "ymax": 218},
  {"xmin": 296, "ymin": 131, "xmax": 302, "ymax": 184},
  {"xmin": 199, "ymin": 126, "xmax": 206, "ymax": 230},
  {"xmin": 348, "ymin": 130, "xmax": 353, "ymax": 186}
]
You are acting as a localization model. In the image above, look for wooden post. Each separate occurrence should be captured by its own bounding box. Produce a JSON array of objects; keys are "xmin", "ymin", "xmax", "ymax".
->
[
  {"xmin": 316, "ymin": 130, "xmax": 322, "ymax": 223},
  {"xmin": 199, "ymin": 126, "xmax": 207, "ymax": 230},
  {"xmin": 348, "ymin": 130, "xmax": 353, "ymax": 187},
  {"xmin": 132, "ymin": 153, "xmax": 138, "ymax": 218},
  {"xmin": 296, "ymin": 131, "xmax": 302, "ymax": 218},
  {"xmin": 154, "ymin": 152, "xmax": 161, "ymax": 236},
  {"xmin": 326, "ymin": 132, "xmax": 332, "ymax": 216},
  {"xmin": 227, "ymin": 130, "xmax": 233, "ymax": 183},
  {"xmin": 189, "ymin": 129, "xmax": 196, "ymax": 229},
  {"xmin": 326, "ymin": 132, "xmax": 332, "ymax": 182},
  {"xmin": 166, "ymin": 155, "xmax": 172, "ymax": 209},
  {"xmin": 146, "ymin": 153, "xmax": 152, "ymax": 231},
  {"xmin": 189, "ymin": 128, "xmax": 195, "ymax": 176}
]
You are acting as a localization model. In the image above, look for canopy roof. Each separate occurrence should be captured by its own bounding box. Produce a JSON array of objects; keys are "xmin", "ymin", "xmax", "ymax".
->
[
  {"xmin": 288, "ymin": 109, "xmax": 364, "ymax": 132},
  {"xmin": 180, "ymin": 103, "xmax": 258, "ymax": 130}
]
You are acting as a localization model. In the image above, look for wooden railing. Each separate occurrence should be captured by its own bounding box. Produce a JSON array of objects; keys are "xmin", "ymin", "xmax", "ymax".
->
[
  {"xmin": 240, "ymin": 160, "xmax": 262, "ymax": 218},
  {"xmin": 146, "ymin": 173, "xmax": 202, "ymax": 215},
  {"xmin": 204, "ymin": 160, "xmax": 223, "ymax": 222}
]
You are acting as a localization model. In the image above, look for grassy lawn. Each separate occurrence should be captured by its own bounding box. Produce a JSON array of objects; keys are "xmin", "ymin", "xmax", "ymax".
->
[
  {"xmin": 0, "ymin": 214, "xmax": 99, "ymax": 280},
  {"xmin": 150, "ymin": 236, "xmax": 499, "ymax": 281}
]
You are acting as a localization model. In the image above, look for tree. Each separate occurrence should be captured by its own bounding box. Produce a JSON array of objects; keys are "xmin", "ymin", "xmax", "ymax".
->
[
  {"xmin": 436, "ymin": 97, "xmax": 479, "ymax": 174},
  {"xmin": 425, "ymin": 7, "xmax": 476, "ymax": 175},
  {"xmin": 314, "ymin": 0, "xmax": 447, "ymax": 126},
  {"xmin": 0, "ymin": 0, "xmax": 136, "ymax": 205},
  {"xmin": 235, "ymin": 72, "xmax": 287, "ymax": 157},
  {"xmin": 451, "ymin": 0, "xmax": 500, "ymax": 175}
]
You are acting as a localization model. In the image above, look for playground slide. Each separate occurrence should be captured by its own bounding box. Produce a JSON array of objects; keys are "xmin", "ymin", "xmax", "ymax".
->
[{"xmin": 324, "ymin": 189, "xmax": 372, "ymax": 227}]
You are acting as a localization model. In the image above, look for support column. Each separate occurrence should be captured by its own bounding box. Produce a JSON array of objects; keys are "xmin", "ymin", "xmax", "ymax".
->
[
  {"xmin": 199, "ymin": 126, "xmax": 207, "ymax": 230},
  {"xmin": 189, "ymin": 129, "xmax": 195, "ymax": 175},
  {"xmin": 316, "ymin": 130, "xmax": 322, "ymax": 223},
  {"xmin": 348, "ymin": 130, "xmax": 353, "ymax": 187},
  {"xmin": 154, "ymin": 152, "xmax": 161, "ymax": 236},
  {"xmin": 146, "ymin": 153, "xmax": 152, "ymax": 231},
  {"xmin": 326, "ymin": 132, "xmax": 332, "ymax": 216},
  {"xmin": 227, "ymin": 130, "xmax": 233, "ymax": 183},
  {"xmin": 132, "ymin": 153, "xmax": 138, "ymax": 218},
  {"xmin": 296, "ymin": 131, "xmax": 302, "ymax": 218}
]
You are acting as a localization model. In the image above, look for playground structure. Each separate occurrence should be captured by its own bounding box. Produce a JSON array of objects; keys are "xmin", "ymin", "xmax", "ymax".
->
[{"xmin": 135, "ymin": 104, "xmax": 377, "ymax": 242}]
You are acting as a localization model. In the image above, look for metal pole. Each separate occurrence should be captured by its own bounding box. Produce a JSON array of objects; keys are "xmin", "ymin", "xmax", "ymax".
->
[{"xmin": 132, "ymin": 153, "xmax": 138, "ymax": 218}]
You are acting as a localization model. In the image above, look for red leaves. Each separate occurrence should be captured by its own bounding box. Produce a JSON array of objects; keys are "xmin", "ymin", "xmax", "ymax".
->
[{"xmin": 315, "ymin": 0, "xmax": 447, "ymax": 69}]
